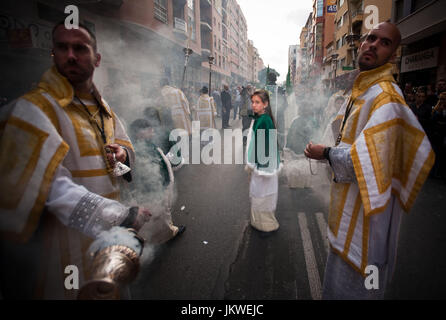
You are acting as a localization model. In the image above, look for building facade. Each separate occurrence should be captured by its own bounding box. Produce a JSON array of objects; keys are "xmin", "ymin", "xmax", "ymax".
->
[
  {"xmin": 393, "ymin": 0, "xmax": 446, "ymax": 87},
  {"xmin": 0, "ymin": 0, "xmax": 261, "ymax": 113}
]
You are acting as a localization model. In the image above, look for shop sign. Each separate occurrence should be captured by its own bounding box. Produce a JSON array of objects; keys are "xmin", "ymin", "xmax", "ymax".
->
[{"xmin": 401, "ymin": 47, "xmax": 439, "ymax": 73}]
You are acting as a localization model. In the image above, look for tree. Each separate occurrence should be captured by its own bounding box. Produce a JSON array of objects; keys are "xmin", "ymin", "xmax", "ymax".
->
[
  {"xmin": 286, "ymin": 65, "xmax": 292, "ymax": 94},
  {"xmin": 258, "ymin": 66, "xmax": 280, "ymax": 86}
]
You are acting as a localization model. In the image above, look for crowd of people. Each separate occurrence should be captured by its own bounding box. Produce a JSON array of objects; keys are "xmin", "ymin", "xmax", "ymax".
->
[{"xmin": 403, "ymin": 79, "xmax": 446, "ymax": 179}]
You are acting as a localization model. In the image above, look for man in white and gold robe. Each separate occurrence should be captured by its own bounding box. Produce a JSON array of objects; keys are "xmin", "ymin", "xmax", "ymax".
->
[
  {"xmin": 305, "ymin": 23, "xmax": 434, "ymax": 299},
  {"xmin": 161, "ymin": 81, "xmax": 192, "ymax": 135},
  {"xmin": 193, "ymin": 86, "xmax": 217, "ymax": 130},
  {"xmin": 0, "ymin": 23, "xmax": 150, "ymax": 299}
]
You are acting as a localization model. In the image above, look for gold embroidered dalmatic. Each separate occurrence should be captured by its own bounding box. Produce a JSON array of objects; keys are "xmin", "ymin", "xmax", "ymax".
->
[{"xmin": 328, "ymin": 63, "xmax": 435, "ymax": 275}]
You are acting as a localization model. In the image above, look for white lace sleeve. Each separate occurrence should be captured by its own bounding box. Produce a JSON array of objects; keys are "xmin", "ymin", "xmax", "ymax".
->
[
  {"xmin": 45, "ymin": 166, "xmax": 130, "ymax": 238},
  {"xmin": 328, "ymin": 147, "xmax": 357, "ymax": 183}
]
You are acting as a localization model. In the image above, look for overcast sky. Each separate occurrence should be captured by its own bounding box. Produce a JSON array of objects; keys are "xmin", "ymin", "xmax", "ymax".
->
[{"xmin": 237, "ymin": 0, "xmax": 313, "ymax": 83}]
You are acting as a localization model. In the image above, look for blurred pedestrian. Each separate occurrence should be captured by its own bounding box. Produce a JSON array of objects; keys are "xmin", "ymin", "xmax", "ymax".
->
[
  {"xmin": 193, "ymin": 86, "xmax": 217, "ymax": 130},
  {"xmin": 239, "ymin": 86, "xmax": 252, "ymax": 145},
  {"xmin": 212, "ymin": 88, "xmax": 222, "ymax": 117},
  {"xmin": 233, "ymin": 86, "xmax": 241, "ymax": 120},
  {"xmin": 431, "ymin": 92, "xmax": 446, "ymax": 178},
  {"xmin": 410, "ymin": 89, "xmax": 433, "ymax": 137},
  {"xmin": 129, "ymin": 113, "xmax": 186, "ymax": 244},
  {"xmin": 160, "ymin": 78, "xmax": 192, "ymax": 135},
  {"xmin": 221, "ymin": 85, "xmax": 232, "ymax": 128}
]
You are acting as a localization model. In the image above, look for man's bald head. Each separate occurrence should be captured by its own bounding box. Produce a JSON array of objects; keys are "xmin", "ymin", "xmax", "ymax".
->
[
  {"xmin": 357, "ymin": 22, "xmax": 402, "ymax": 71},
  {"xmin": 373, "ymin": 22, "xmax": 401, "ymax": 49}
]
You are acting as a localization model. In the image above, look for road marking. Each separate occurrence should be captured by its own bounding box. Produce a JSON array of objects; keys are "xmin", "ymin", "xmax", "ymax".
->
[
  {"xmin": 298, "ymin": 212, "xmax": 322, "ymax": 300},
  {"xmin": 315, "ymin": 212, "xmax": 329, "ymax": 254}
]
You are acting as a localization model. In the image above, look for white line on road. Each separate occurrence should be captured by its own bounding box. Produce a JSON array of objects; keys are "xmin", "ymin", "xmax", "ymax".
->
[
  {"xmin": 298, "ymin": 212, "xmax": 322, "ymax": 300},
  {"xmin": 315, "ymin": 212, "xmax": 329, "ymax": 254}
]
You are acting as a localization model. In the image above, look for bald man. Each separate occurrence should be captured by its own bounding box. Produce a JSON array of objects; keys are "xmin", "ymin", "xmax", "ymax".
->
[
  {"xmin": 305, "ymin": 23, "xmax": 434, "ymax": 299},
  {"xmin": 0, "ymin": 22, "xmax": 152, "ymax": 299}
]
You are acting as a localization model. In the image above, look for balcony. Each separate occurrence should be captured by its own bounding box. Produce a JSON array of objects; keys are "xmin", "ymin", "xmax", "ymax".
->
[
  {"xmin": 200, "ymin": 20, "xmax": 212, "ymax": 31},
  {"xmin": 173, "ymin": 17, "xmax": 188, "ymax": 39},
  {"xmin": 154, "ymin": 1, "xmax": 168, "ymax": 24},
  {"xmin": 352, "ymin": 10, "xmax": 364, "ymax": 24},
  {"xmin": 200, "ymin": 0, "xmax": 212, "ymax": 8}
]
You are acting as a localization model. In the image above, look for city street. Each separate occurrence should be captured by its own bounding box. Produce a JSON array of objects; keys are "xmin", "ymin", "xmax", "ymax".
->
[{"xmin": 130, "ymin": 117, "xmax": 446, "ymax": 300}]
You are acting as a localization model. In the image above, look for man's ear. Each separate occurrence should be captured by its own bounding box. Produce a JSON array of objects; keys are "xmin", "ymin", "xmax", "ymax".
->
[{"xmin": 94, "ymin": 53, "xmax": 101, "ymax": 67}]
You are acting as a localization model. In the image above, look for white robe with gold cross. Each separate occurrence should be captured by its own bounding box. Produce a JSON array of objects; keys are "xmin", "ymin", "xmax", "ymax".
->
[
  {"xmin": 161, "ymin": 85, "xmax": 192, "ymax": 135},
  {"xmin": 0, "ymin": 66, "xmax": 135, "ymax": 299},
  {"xmin": 326, "ymin": 63, "xmax": 435, "ymax": 278},
  {"xmin": 193, "ymin": 94, "xmax": 217, "ymax": 130}
]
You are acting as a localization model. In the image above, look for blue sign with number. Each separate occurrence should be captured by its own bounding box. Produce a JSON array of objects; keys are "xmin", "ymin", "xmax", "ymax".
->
[{"xmin": 327, "ymin": 5, "xmax": 337, "ymax": 13}]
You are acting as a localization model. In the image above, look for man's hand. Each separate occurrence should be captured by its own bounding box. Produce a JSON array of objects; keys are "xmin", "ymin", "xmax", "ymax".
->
[
  {"xmin": 105, "ymin": 143, "xmax": 127, "ymax": 165},
  {"xmin": 133, "ymin": 207, "xmax": 152, "ymax": 231},
  {"xmin": 304, "ymin": 142, "xmax": 326, "ymax": 160}
]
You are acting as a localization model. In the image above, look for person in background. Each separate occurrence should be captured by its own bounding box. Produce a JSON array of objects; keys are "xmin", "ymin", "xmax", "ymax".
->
[
  {"xmin": 128, "ymin": 110, "xmax": 186, "ymax": 245},
  {"xmin": 431, "ymin": 92, "xmax": 446, "ymax": 179},
  {"xmin": 239, "ymin": 85, "xmax": 252, "ymax": 145},
  {"xmin": 233, "ymin": 86, "xmax": 241, "ymax": 120},
  {"xmin": 437, "ymin": 78, "xmax": 446, "ymax": 96},
  {"xmin": 212, "ymin": 88, "xmax": 222, "ymax": 118},
  {"xmin": 410, "ymin": 88, "xmax": 433, "ymax": 138},
  {"xmin": 221, "ymin": 85, "xmax": 232, "ymax": 129},
  {"xmin": 160, "ymin": 79, "xmax": 192, "ymax": 136},
  {"xmin": 194, "ymin": 86, "xmax": 217, "ymax": 130},
  {"xmin": 426, "ymin": 83, "xmax": 438, "ymax": 107}
]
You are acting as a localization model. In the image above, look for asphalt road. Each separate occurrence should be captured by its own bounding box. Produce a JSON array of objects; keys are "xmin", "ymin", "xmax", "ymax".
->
[{"xmin": 130, "ymin": 115, "xmax": 446, "ymax": 300}]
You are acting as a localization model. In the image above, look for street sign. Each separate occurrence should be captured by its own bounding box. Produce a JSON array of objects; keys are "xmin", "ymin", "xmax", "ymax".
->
[
  {"xmin": 342, "ymin": 66, "xmax": 354, "ymax": 71},
  {"xmin": 327, "ymin": 0, "xmax": 337, "ymax": 13},
  {"xmin": 327, "ymin": 5, "xmax": 337, "ymax": 13}
]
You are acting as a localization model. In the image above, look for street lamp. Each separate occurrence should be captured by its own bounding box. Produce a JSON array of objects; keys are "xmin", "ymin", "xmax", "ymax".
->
[
  {"xmin": 331, "ymin": 53, "xmax": 339, "ymax": 90},
  {"xmin": 182, "ymin": 47, "xmax": 193, "ymax": 89},
  {"xmin": 208, "ymin": 55, "xmax": 215, "ymax": 94}
]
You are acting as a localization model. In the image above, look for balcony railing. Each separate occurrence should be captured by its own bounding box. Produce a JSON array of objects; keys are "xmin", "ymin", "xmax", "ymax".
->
[
  {"xmin": 154, "ymin": 2, "xmax": 168, "ymax": 24},
  {"xmin": 174, "ymin": 17, "xmax": 187, "ymax": 33}
]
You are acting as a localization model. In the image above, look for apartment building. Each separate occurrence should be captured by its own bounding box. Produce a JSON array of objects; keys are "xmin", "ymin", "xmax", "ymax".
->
[
  {"xmin": 248, "ymin": 40, "xmax": 262, "ymax": 84},
  {"xmin": 288, "ymin": 45, "xmax": 300, "ymax": 87},
  {"xmin": 332, "ymin": 0, "xmax": 392, "ymax": 78},
  {"xmin": 298, "ymin": 13, "xmax": 313, "ymax": 83},
  {"xmin": 1, "ymin": 0, "xmax": 260, "ymax": 110}
]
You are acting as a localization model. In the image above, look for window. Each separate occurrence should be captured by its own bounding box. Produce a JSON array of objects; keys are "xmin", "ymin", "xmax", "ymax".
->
[
  {"xmin": 336, "ymin": 39, "xmax": 341, "ymax": 50},
  {"xmin": 342, "ymin": 33, "xmax": 347, "ymax": 46},
  {"xmin": 339, "ymin": 0, "xmax": 344, "ymax": 7},
  {"xmin": 337, "ymin": 16, "xmax": 343, "ymax": 29},
  {"xmin": 343, "ymin": 12, "xmax": 348, "ymax": 25},
  {"xmin": 188, "ymin": 0, "xmax": 194, "ymax": 10},
  {"xmin": 154, "ymin": 0, "xmax": 168, "ymax": 24},
  {"xmin": 317, "ymin": 0, "xmax": 324, "ymax": 17},
  {"xmin": 188, "ymin": 16, "xmax": 196, "ymax": 40}
]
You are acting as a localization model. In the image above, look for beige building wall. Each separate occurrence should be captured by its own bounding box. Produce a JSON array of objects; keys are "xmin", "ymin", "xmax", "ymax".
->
[{"xmin": 333, "ymin": 0, "xmax": 392, "ymax": 76}]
